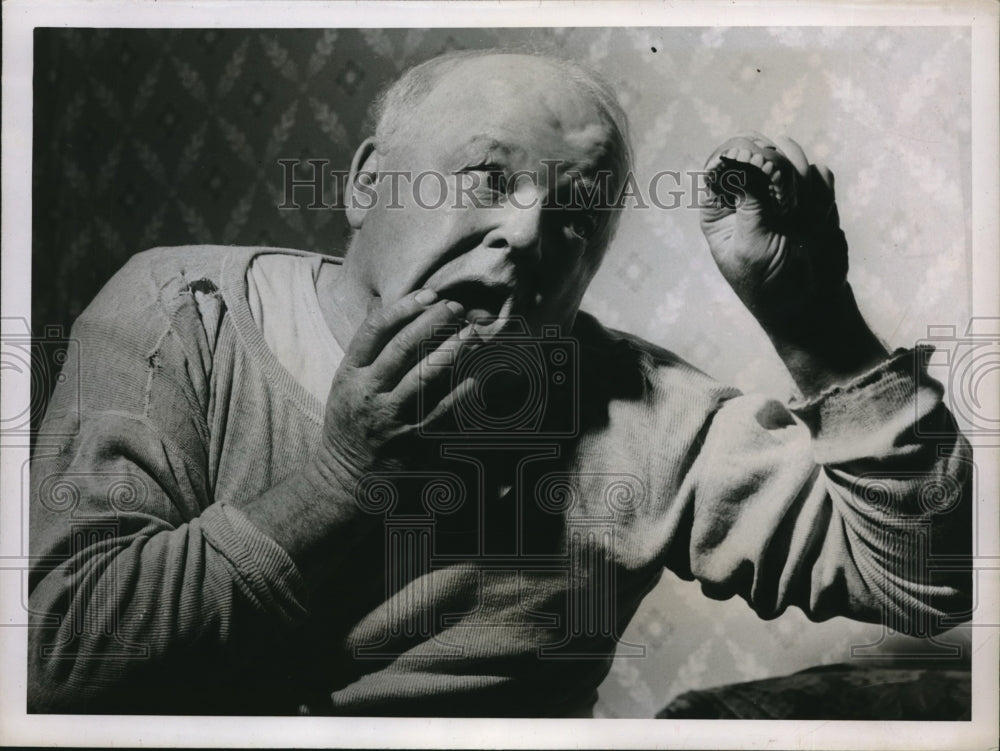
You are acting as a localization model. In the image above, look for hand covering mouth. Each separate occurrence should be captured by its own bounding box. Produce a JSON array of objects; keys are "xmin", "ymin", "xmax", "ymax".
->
[{"xmin": 436, "ymin": 280, "xmax": 515, "ymax": 324}]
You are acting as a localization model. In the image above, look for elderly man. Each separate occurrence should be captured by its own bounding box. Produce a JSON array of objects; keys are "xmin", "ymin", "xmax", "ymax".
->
[{"xmin": 28, "ymin": 50, "xmax": 971, "ymax": 716}]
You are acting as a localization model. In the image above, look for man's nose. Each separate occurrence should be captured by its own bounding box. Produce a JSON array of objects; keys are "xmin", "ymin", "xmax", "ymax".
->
[{"xmin": 483, "ymin": 191, "xmax": 545, "ymax": 263}]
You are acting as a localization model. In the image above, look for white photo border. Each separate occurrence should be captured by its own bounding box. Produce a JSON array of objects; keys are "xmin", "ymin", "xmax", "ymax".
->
[{"xmin": 2, "ymin": 1, "xmax": 997, "ymax": 748}]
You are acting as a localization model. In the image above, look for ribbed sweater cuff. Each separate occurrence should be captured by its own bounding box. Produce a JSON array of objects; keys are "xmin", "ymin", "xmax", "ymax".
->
[
  {"xmin": 199, "ymin": 502, "xmax": 309, "ymax": 623},
  {"xmin": 789, "ymin": 346, "xmax": 937, "ymax": 462}
]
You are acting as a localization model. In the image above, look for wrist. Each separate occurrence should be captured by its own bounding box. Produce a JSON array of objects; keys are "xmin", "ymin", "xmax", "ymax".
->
[
  {"xmin": 304, "ymin": 445, "xmax": 365, "ymax": 510},
  {"xmin": 764, "ymin": 283, "xmax": 889, "ymax": 397},
  {"xmin": 241, "ymin": 454, "xmax": 370, "ymax": 587}
]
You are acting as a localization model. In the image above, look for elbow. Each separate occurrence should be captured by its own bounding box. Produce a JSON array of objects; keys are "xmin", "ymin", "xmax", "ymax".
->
[
  {"xmin": 26, "ymin": 584, "xmax": 124, "ymax": 714},
  {"xmin": 28, "ymin": 666, "xmax": 71, "ymax": 715},
  {"xmin": 27, "ymin": 628, "xmax": 82, "ymax": 714},
  {"xmin": 28, "ymin": 628, "xmax": 135, "ymax": 714}
]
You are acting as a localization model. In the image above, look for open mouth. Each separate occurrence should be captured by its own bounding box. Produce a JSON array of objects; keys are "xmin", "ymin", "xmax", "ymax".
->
[{"xmin": 437, "ymin": 280, "xmax": 514, "ymax": 325}]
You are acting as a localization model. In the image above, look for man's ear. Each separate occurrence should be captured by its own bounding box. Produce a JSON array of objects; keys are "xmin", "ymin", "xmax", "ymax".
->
[{"xmin": 346, "ymin": 137, "xmax": 380, "ymax": 230}]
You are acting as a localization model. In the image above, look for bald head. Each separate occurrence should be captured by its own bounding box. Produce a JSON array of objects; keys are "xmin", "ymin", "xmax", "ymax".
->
[{"xmin": 370, "ymin": 50, "xmax": 633, "ymax": 188}]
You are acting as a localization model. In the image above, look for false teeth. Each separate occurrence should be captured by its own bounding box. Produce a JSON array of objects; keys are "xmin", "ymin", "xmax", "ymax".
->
[{"xmin": 705, "ymin": 138, "xmax": 797, "ymax": 216}]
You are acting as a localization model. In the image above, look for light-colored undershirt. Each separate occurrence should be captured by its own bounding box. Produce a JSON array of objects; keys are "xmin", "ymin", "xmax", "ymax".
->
[{"xmin": 246, "ymin": 254, "xmax": 344, "ymax": 403}]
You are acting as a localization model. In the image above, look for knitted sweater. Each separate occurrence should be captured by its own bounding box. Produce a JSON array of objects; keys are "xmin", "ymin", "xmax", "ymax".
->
[{"xmin": 28, "ymin": 246, "xmax": 972, "ymax": 716}]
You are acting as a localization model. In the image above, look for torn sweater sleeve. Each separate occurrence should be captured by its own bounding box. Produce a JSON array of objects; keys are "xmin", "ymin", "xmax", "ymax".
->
[
  {"xmin": 28, "ymin": 251, "xmax": 308, "ymax": 714},
  {"xmin": 677, "ymin": 347, "xmax": 973, "ymax": 633}
]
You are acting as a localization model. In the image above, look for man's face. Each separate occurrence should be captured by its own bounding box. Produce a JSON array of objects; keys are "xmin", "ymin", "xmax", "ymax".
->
[{"xmin": 348, "ymin": 55, "xmax": 620, "ymax": 337}]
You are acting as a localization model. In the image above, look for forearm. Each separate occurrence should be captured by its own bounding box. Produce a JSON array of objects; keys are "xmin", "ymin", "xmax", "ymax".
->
[
  {"xmin": 27, "ymin": 423, "xmax": 355, "ymax": 711},
  {"xmin": 763, "ymin": 283, "xmax": 890, "ymax": 398},
  {"xmin": 240, "ymin": 453, "xmax": 373, "ymax": 587},
  {"xmin": 28, "ymin": 499, "xmax": 309, "ymax": 712},
  {"xmin": 26, "ymin": 249, "xmax": 376, "ymax": 711}
]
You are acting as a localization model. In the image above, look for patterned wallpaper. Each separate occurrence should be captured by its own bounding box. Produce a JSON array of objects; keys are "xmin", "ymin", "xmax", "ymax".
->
[{"xmin": 31, "ymin": 27, "xmax": 972, "ymax": 717}]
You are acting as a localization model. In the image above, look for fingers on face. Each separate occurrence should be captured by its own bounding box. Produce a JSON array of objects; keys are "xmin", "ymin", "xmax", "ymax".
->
[
  {"xmin": 369, "ymin": 299, "xmax": 466, "ymax": 387},
  {"xmin": 346, "ymin": 288, "xmax": 456, "ymax": 367},
  {"xmin": 417, "ymin": 375, "xmax": 479, "ymax": 431},
  {"xmin": 392, "ymin": 323, "xmax": 479, "ymax": 412},
  {"xmin": 344, "ymin": 287, "xmax": 482, "ymax": 428}
]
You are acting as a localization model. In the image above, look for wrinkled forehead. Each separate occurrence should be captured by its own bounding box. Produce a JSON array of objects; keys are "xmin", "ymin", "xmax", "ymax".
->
[{"xmin": 393, "ymin": 56, "xmax": 619, "ymax": 174}]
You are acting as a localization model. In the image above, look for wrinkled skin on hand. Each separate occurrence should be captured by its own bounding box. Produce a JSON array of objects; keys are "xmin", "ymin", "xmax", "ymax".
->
[
  {"xmin": 316, "ymin": 288, "xmax": 479, "ymax": 495},
  {"xmin": 700, "ymin": 132, "xmax": 849, "ymax": 339}
]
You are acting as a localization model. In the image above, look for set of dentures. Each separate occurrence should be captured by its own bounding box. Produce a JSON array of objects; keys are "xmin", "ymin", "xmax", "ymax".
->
[{"xmin": 705, "ymin": 141, "xmax": 797, "ymax": 216}]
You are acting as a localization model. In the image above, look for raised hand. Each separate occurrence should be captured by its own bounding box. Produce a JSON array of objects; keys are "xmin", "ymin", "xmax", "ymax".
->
[
  {"xmin": 315, "ymin": 288, "xmax": 478, "ymax": 491},
  {"xmin": 699, "ymin": 132, "xmax": 888, "ymax": 395},
  {"xmin": 700, "ymin": 132, "xmax": 849, "ymax": 339}
]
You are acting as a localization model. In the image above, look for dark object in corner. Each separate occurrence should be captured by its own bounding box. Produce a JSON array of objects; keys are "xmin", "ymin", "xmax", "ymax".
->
[{"xmin": 657, "ymin": 661, "xmax": 971, "ymax": 720}]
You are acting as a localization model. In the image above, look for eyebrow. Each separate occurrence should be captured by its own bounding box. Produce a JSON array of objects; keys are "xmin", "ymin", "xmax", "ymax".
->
[
  {"xmin": 450, "ymin": 133, "xmax": 609, "ymax": 187},
  {"xmin": 452, "ymin": 135, "xmax": 519, "ymax": 167}
]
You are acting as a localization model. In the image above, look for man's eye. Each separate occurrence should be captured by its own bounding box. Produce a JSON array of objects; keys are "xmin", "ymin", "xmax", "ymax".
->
[
  {"xmin": 564, "ymin": 210, "xmax": 599, "ymax": 241},
  {"xmin": 463, "ymin": 164, "xmax": 508, "ymax": 195},
  {"xmin": 483, "ymin": 169, "xmax": 508, "ymax": 194}
]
